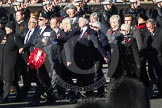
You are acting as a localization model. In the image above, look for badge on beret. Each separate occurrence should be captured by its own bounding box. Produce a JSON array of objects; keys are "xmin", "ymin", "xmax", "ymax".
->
[{"xmin": 40, "ymin": 13, "xmax": 42, "ymax": 17}]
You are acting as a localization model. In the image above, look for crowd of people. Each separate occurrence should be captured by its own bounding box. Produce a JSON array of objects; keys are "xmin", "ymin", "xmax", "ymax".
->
[{"xmin": 0, "ymin": 0, "xmax": 162, "ymax": 107}]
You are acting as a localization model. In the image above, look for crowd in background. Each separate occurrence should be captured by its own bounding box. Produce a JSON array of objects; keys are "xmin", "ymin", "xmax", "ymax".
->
[
  {"xmin": 0, "ymin": 0, "xmax": 162, "ymax": 107},
  {"xmin": 0, "ymin": 0, "xmax": 152, "ymax": 5}
]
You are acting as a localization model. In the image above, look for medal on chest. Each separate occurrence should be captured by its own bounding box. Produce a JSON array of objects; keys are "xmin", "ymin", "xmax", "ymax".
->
[
  {"xmin": 121, "ymin": 37, "xmax": 132, "ymax": 55},
  {"xmin": 125, "ymin": 46, "xmax": 132, "ymax": 55},
  {"xmin": 1, "ymin": 35, "xmax": 7, "ymax": 45}
]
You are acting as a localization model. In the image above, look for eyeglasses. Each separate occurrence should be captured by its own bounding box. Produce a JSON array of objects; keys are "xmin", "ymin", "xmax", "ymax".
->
[
  {"xmin": 38, "ymin": 19, "xmax": 45, "ymax": 21},
  {"xmin": 91, "ymin": 25, "xmax": 99, "ymax": 29},
  {"xmin": 120, "ymin": 29, "xmax": 126, "ymax": 31}
]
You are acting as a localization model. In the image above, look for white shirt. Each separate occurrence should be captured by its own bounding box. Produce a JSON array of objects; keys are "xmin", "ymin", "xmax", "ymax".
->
[
  {"xmin": 71, "ymin": 17, "xmax": 77, "ymax": 24},
  {"xmin": 39, "ymin": 26, "xmax": 46, "ymax": 35},
  {"xmin": 53, "ymin": 28, "xmax": 59, "ymax": 34},
  {"xmin": 24, "ymin": 28, "xmax": 35, "ymax": 44},
  {"xmin": 80, "ymin": 26, "xmax": 88, "ymax": 38}
]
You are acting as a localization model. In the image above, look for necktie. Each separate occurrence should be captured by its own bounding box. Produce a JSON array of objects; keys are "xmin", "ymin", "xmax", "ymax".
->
[
  {"xmin": 24, "ymin": 30, "xmax": 31, "ymax": 44},
  {"xmin": 80, "ymin": 29, "xmax": 83, "ymax": 38},
  {"xmin": 151, "ymin": 32, "xmax": 154, "ymax": 36},
  {"xmin": 38, "ymin": 28, "xmax": 42, "ymax": 35},
  {"xmin": 71, "ymin": 19, "xmax": 73, "ymax": 24}
]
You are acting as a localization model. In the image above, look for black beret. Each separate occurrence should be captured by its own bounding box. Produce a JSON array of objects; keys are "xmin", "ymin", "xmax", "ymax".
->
[
  {"xmin": 137, "ymin": 14, "xmax": 148, "ymax": 21},
  {"xmin": 5, "ymin": 21, "xmax": 15, "ymax": 30},
  {"xmin": 39, "ymin": 12, "xmax": 49, "ymax": 19}
]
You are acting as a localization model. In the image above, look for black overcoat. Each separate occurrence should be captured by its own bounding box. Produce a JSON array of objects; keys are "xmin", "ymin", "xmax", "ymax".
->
[
  {"xmin": 0, "ymin": 33, "xmax": 23, "ymax": 81},
  {"xmin": 140, "ymin": 27, "xmax": 162, "ymax": 78}
]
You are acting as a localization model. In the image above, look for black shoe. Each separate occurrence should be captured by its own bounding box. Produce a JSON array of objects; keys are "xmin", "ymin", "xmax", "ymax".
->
[
  {"xmin": 28, "ymin": 101, "xmax": 40, "ymax": 107},
  {"xmin": 95, "ymin": 93, "xmax": 106, "ymax": 98},
  {"xmin": 42, "ymin": 100, "xmax": 56, "ymax": 105},
  {"xmin": 69, "ymin": 98, "xmax": 78, "ymax": 104},
  {"xmin": 13, "ymin": 95, "xmax": 23, "ymax": 102},
  {"xmin": 68, "ymin": 94, "xmax": 78, "ymax": 104},
  {"xmin": 0, "ymin": 99, "xmax": 8, "ymax": 104},
  {"xmin": 57, "ymin": 94, "xmax": 66, "ymax": 100}
]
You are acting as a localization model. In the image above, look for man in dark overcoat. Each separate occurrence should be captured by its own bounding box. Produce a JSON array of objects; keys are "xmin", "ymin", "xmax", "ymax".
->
[
  {"xmin": 0, "ymin": 21, "xmax": 23, "ymax": 103},
  {"xmin": 140, "ymin": 19, "xmax": 162, "ymax": 98},
  {"xmin": 0, "ymin": 23, "xmax": 5, "ymax": 97}
]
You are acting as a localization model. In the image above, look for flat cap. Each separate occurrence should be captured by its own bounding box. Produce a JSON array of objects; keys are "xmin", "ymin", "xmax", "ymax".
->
[{"xmin": 39, "ymin": 12, "xmax": 49, "ymax": 19}]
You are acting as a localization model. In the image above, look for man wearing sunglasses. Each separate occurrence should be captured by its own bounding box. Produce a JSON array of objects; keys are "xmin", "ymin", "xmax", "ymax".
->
[
  {"xmin": 26, "ymin": 12, "xmax": 56, "ymax": 106},
  {"xmin": 90, "ymin": 21, "xmax": 111, "ymax": 97}
]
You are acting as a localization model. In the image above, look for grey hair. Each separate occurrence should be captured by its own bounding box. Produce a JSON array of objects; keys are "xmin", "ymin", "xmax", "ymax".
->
[
  {"xmin": 90, "ymin": 12, "xmax": 99, "ymax": 19},
  {"xmin": 62, "ymin": 17, "xmax": 72, "ymax": 31},
  {"xmin": 91, "ymin": 21, "xmax": 101, "ymax": 29},
  {"xmin": 146, "ymin": 19, "xmax": 156, "ymax": 25},
  {"xmin": 110, "ymin": 15, "xmax": 121, "ymax": 27},
  {"xmin": 79, "ymin": 17, "xmax": 89, "ymax": 24},
  {"xmin": 121, "ymin": 23, "xmax": 131, "ymax": 33}
]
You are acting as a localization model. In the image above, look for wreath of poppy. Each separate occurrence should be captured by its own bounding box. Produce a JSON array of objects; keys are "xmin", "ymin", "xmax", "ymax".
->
[{"xmin": 27, "ymin": 48, "xmax": 46, "ymax": 69}]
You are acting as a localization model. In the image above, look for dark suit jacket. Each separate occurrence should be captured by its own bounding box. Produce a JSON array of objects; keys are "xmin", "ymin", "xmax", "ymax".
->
[
  {"xmin": 98, "ymin": 30, "xmax": 111, "ymax": 59},
  {"xmin": 51, "ymin": 29, "xmax": 74, "ymax": 65},
  {"xmin": 22, "ymin": 27, "xmax": 39, "ymax": 51},
  {"xmin": 32, "ymin": 26, "xmax": 54, "ymax": 74},
  {"xmin": 34, "ymin": 26, "xmax": 52, "ymax": 48},
  {"xmin": 15, "ymin": 19, "xmax": 28, "ymax": 38},
  {"xmin": 0, "ymin": 29, "xmax": 5, "ymax": 42}
]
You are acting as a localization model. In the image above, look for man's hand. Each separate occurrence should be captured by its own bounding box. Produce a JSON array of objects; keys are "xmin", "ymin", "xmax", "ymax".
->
[
  {"xmin": 19, "ymin": 48, "xmax": 24, "ymax": 54},
  {"xmin": 67, "ymin": 61, "xmax": 72, "ymax": 67},
  {"xmin": 104, "ymin": 57, "xmax": 108, "ymax": 63}
]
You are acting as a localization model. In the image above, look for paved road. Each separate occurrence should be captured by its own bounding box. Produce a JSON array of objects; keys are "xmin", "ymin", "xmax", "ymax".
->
[
  {"xmin": 1, "ymin": 67, "xmax": 162, "ymax": 108},
  {"xmin": 0, "ymin": 97, "xmax": 162, "ymax": 108}
]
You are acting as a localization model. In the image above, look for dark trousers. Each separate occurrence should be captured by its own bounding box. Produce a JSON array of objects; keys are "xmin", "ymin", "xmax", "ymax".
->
[
  {"xmin": 0, "ymin": 81, "xmax": 3, "ymax": 96},
  {"xmin": 157, "ymin": 78, "xmax": 162, "ymax": 97},
  {"xmin": 53, "ymin": 63, "xmax": 75, "ymax": 98},
  {"xmin": 95, "ymin": 62, "xmax": 106, "ymax": 95},
  {"xmin": 140, "ymin": 58, "xmax": 150, "ymax": 87},
  {"xmin": 31, "ymin": 64, "xmax": 54, "ymax": 103},
  {"xmin": 21, "ymin": 68, "xmax": 36, "ymax": 97},
  {"xmin": 75, "ymin": 73, "xmax": 95, "ymax": 97},
  {"xmin": 53, "ymin": 64, "xmax": 66, "ymax": 96},
  {"xmin": 2, "ymin": 81, "xmax": 20, "ymax": 101}
]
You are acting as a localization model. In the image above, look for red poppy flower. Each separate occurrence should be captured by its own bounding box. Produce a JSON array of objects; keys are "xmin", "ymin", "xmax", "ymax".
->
[
  {"xmin": 83, "ymin": 32, "xmax": 87, "ymax": 37},
  {"xmin": 124, "ymin": 37, "xmax": 131, "ymax": 44},
  {"xmin": 27, "ymin": 48, "xmax": 46, "ymax": 69},
  {"xmin": 108, "ymin": 30, "xmax": 115, "ymax": 35}
]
